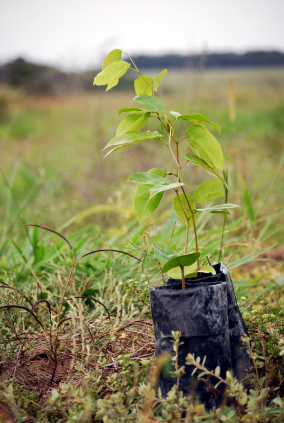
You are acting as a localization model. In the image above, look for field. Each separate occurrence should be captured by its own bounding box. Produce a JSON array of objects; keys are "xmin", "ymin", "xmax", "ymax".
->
[{"xmin": 0, "ymin": 67, "xmax": 284, "ymax": 421}]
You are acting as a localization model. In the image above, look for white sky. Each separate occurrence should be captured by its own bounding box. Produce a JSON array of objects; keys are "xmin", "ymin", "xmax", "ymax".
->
[{"xmin": 0, "ymin": 0, "xmax": 284, "ymax": 71}]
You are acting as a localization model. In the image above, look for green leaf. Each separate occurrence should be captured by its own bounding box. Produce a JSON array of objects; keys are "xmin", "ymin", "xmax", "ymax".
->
[
  {"xmin": 118, "ymin": 107, "xmax": 144, "ymax": 115},
  {"xmin": 134, "ymin": 95, "xmax": 164, "ymax": 113},
  {"xmin": 104, "ymin": 131, "xmax": 161, "ymax": 150},
  {"xmin": 160, "ymin": 122, "xmax": 165, "ymax": 137},
  {"xmin": 196, "ymin": 203, "xmax": 240, "ymax": 212},
  {"xmin": 116, "ymin": 112, "xmax": 150, "ymax": 136},
  {"xmin": 179, "ymin": 113, "xmax": 220, "ymax": 132},
  {"xmin": 149, "ymin": 182, "xmax": 184, "ymax": 198},
  {"xmin": 128, "ymin": 172, "xmax": 170, "ymax": 185},
  {"xmin": 166, "ymin": 266, "xmax": 195, "ymax": 278},
  {"xmin": 185, "ymin": 153, "xmax": 228, "ymax": 188},
  {"xmin": 244, "ymin": 188, "xmax": 255, "ymax": 222},
  {"xmin": 186, "ymin": 125, "xmax": 223, "ymax": 170},
  {"xmin": 162, "ymin": 252, "xmax": 200, "ymax": 273},
  {"xmin": 209, "ymin": 210, "xmax": 231, "ymax": 215},
  {"xmin": 173, "ymin": 192, "xmax": 198, "ymax": 225},
  {"xmin": 170, "ymin": 111, "xmax": 182, "ymax": 119},
  {"xmin": 166, "ymin": 263, "xmax": 215, "ymax": 278},
  {"xmin": 200, "ymin": 265, "xmax": 216, "ymax": 274},
  {"xmin": 102, "ymin": 49, "xmax": 122, "ymax": 70},
  {"xmin": 103, "ymin": 141, "xmax": 140, "ymax": 158},
  {"xmin": 154, "ymin": 69, "xmax": 167, "ymax": 91},
  {"xmin": 193, "ymin": 179, "xmax": 224, "ymax": 204},
  {"xmin": 167, "ymin": 264, "xmax": 216, "ymax": 278},
  {"xmin": 215, "ymin": 366, "xmax": 220, "ymax": 376},
  {"xmin": 238, "ymin": 392, "xmax": 248, "ymax": 406},
  {"xmin": 154, "ymin": 247, "xmax": 177, "ymax": 263},
  {"xmin": 93, "ymin": 61, "xmax": 130, "ymax": 91},
  {"xmin": 134, "ymin": 168, "xmax": 167, "ymax": 223},
  {"xmin": 134, "ymin": 76, "xmax": 154, "ymax": 96}
]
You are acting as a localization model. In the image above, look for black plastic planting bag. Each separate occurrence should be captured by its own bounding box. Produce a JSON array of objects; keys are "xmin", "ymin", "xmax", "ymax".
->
[
  {"xmin": 212, "ymin": 263, "xmax": 253, "ymax": 388},
  {"xmin": 150, "ymin": 263, "xmax": 253, "ymax": 410}
]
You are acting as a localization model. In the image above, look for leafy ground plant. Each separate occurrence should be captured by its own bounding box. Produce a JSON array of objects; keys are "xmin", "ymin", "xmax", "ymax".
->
[{"xmin": 93, "ymin": 49, "xmax": 239, "ymax": 288}]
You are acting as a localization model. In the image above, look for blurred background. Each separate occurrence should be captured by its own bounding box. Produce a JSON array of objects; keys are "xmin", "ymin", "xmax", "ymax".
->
[{"xmin": 0, "ymin": 0, "xmax": 283, "ymax": 269}]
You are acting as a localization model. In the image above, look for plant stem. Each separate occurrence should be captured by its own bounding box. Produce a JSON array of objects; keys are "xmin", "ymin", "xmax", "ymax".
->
[
  {"xmin": 176, "ymin": 141, "xmax": 180, "ymax": 181},
  {"xmin": 185, "ymin": 220, "xmax": 189, "ymax": 255},
  {"xmin": 181, "ymin": 266, "xmax": 185, "ymax": 290},
  {"xmin": 122, "ymin": 52, "xmax": 155, "ymax": 96},
  {"xmin": 159, "ymin": 116, "xmax": 199, "ymax": 269},
  {"xmin": 177, "ymin": 136, "xmax": 187, "ymax": 143},
  {"xmin": 180, "ymin": 186, "xmax": 199, "ymax": 270},
  {"xmin": 218, "ymin": 169, "xmax": 228, "ymax": 263}
]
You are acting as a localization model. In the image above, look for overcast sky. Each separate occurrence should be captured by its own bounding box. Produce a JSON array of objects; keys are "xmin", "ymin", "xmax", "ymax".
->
[{"xmin": 1, "ymin": 0, "xmax": 284, "ymax": 70}]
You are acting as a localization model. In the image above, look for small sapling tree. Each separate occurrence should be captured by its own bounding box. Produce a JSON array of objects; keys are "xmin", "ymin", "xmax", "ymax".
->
[{"xmin": 93, "ymin": 49, "xmax": 238, "ymax": 289}]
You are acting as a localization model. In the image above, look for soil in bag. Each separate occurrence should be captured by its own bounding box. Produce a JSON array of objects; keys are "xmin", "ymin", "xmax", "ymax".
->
[{"xmin": 150, "ymin": 276, "xmax": 231, "ymax": 410}]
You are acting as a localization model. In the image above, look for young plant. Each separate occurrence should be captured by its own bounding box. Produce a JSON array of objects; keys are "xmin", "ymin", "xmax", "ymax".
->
[{"xmin": 93, "ymin": 49, "xmax": 239, "ymax": 289}]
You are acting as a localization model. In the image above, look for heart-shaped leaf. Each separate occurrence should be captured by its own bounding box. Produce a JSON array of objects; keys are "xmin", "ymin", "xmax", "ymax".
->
[
  {"xmin": 134, "ymin": 95, "xmax": 164, "ymax": 113},
  {"xmin": 166, "ymin": 263, "xmax": 216, "ymax": 278},
  {"xmin": 93, "ymin": 61, "xmax": 131, "ymax": 91},
  {"xmin": 134, "ymin": 76, "xmax": 154, "ymax": 96},
  {"xmin": 162, "ymin": 252, "xmax": 200, "ymax": 273},
  {"xmin": 102, "ymin": 49, "xmax": 122, "ymax": 70}
]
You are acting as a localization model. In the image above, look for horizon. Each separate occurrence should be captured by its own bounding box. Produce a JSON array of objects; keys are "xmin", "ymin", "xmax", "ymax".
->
[{"xmin": 1, "ymin": 49, "xmax": 284, "ymax": 73}]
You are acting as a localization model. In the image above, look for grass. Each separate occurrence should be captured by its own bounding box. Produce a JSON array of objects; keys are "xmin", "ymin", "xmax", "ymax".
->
[{"xmin": 0, "ymin": 67, "xmax": 283, "ymax": 421}]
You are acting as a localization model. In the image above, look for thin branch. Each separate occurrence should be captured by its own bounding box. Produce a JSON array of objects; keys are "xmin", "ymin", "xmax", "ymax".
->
[
  {"xmin": 80, "ymin": 248, "xmax": 141, "ymax": 261},
  {"xmin": 25, "ymin": 224, "xmax": 73, "ymax": 252},
  {"xmin": 122, "ymin": 51, "xmax": 155, "ymax": 96},
  {"xmin": 180, "ymin": 186, "xmax": 199, "ymax": 269}
]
